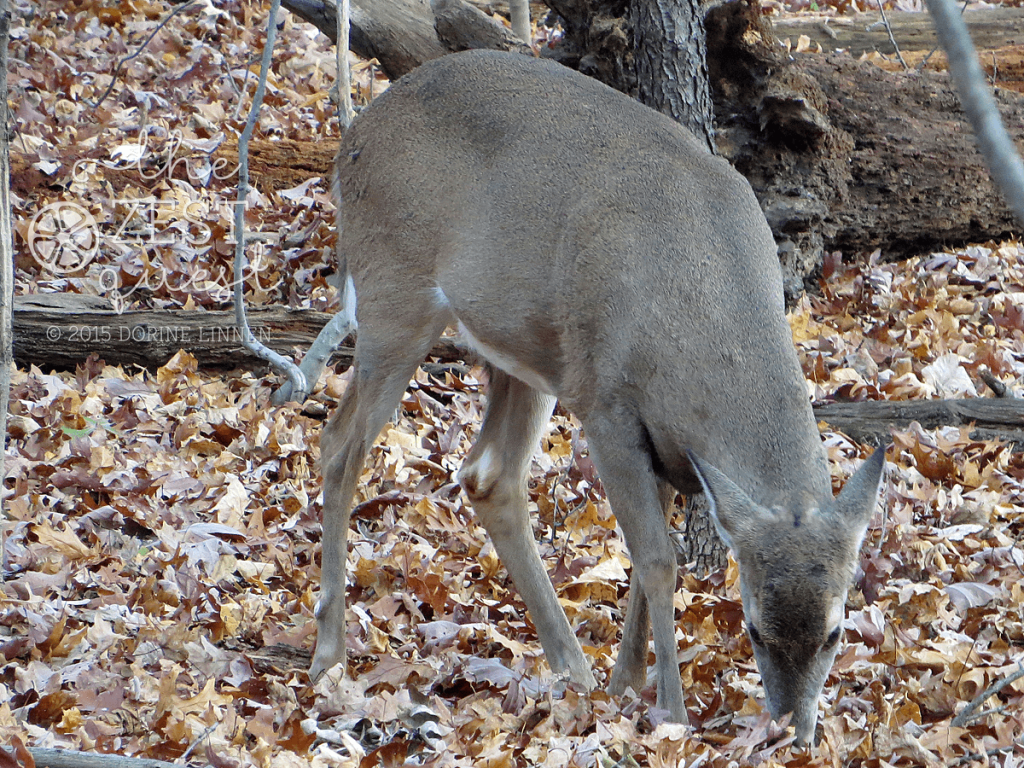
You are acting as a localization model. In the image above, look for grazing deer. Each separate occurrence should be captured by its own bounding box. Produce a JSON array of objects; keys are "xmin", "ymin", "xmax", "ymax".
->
[{"xmin": 309, "ymin": 49, "xmax": 885, "ymax": 746}]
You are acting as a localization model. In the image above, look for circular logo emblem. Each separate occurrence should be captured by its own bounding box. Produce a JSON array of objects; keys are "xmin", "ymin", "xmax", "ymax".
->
[{"xmin": 27, "ymin": 201, "xmax": 100, "ymax": 274}]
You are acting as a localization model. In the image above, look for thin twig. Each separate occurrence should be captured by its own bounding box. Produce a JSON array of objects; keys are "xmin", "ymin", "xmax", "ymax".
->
[
  {"xmin": 89, "ymin": 0, "xmax": 197, "ymax": 108},
  {"xmin": 270, "ymin": 0, "xmax": 356, "ymax": 404},
  {"xmin": 875, "ymin": 0, "xmax": 909, "ymax": 70},
  {"xmin": 181, "ymin": 721, "xmax": 219, "ymax": 762},
  {"xmin": 950, "ymin": 661, "xmax": 1024, "ymax": 727},
  {"xmin": 233, "ymin": 0, "xmax": 307, "ymax": 397},
  {"xmin": 978, "ymin": 367, "xmax": 1010, "ymax": 398},
  {"xmin": 951, "ymin": 738, "xmax": 1024, "ymax": 766}
]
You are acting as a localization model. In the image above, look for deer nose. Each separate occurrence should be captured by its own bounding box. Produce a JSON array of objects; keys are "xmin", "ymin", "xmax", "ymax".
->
[{"xmin": 791, "ymin": 709, "xmax": 817, "ymax": 747}]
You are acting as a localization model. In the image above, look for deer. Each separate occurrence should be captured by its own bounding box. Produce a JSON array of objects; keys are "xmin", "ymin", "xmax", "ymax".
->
[{"xmin": 307, "ymin": 48, "xmax": 885, "ymax": 746}]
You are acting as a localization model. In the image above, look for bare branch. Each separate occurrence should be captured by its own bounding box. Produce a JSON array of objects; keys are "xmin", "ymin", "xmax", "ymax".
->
[
  {"xmin": 233, "ymin": 0, "xmax": 307, "ymax": 398},
  {"xmin": 950, "ymin": 661, "xmax": 1024, "ymax": 727},
  {"xmin": 89, "ymin": 1, "xmax": 198, "ymax": 108},
  {"xmin": 925, "ymin": 0, "xmax": 1024, "ymax": 226},
  {"xmin": 875, "ymin": 0, "xmax": 909, "ymax": 70}
]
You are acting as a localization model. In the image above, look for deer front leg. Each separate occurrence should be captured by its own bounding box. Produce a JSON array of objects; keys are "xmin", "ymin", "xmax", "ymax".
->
[
  {"xmin": 610, "ymin": 480, "xmax": 678, "ymax": 696},
  {"xmin": 460, "ymin": 369, "xmax": 596, "ymax": 689},
  {"xmin": 585, "ymin": 424, "xmax": 685, "ymax": 721}
]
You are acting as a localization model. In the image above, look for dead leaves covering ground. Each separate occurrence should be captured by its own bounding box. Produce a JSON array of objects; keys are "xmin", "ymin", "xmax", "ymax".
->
[
  {"xmin": 3, "ymin": 0, "xmax": 1024, "ymax": 766},
  {"xmin": 6, "ymin": 243, "xmax": 1024, "ymax": 767}
]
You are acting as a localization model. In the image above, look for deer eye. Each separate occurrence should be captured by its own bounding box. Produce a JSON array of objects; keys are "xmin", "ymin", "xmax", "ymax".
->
[
  {"xmin": 824, "ymin": 627, "xmax": 842, "ymax": 649},
  {"xmin": 747, "ymin": 624, "xmax": 764, "ymax": 647}
]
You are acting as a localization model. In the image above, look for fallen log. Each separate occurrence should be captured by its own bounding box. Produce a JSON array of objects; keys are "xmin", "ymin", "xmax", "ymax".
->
[
  {"xmin": 26, "ymin": 748, "xmax": 186, "ymax": 768},
  {"xmin": 813, "ymin": 398, "xmax": 1024, "ymax": 446},
  {"xmin": 770, "ymin": 7, "xmax": 1024, "ymax": 59},
  {"xmin": 13, "ymin": 297, "xmax": 1024, "ymax": 446},
  {"xmin": 280, "ymin": 0, "xmax": 527, "ymax": 81},
  {"xmin": 11, "ymin": 294, "xmax": 466, "ymax": 372}
]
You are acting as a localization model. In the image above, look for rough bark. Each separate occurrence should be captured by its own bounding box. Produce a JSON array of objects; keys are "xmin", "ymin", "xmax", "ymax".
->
[
  {"xmin": 680, "ymin": 494, "xmax": 726, "ymax": 576},
  {"xmin": 542, "ymin": 0, "xmax": 632, "ymax": 88},
  {"xmin": 813, "ymin": 398, "xmax": 1024, "ymax": 446},
  {"xmin": 631, "ymin": 0, "xmax": 715, "ymax": 151},
  {"xmin": 705, "ymin": 0, "xmax": 1022, "ymax": 295},
  {"xmin": 432, "ymin": 0, "xmax": 532, "ymax": 56}
]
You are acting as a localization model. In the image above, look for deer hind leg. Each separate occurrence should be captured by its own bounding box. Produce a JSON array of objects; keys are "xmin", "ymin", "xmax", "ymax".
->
[
  {"xmin": 310, "ymin": 303, "xmax": 449, "ymax": 681},
  {"xmin": 459, "ymin": 367, "xmax": 596, "ymax": 689},
  {"xmin": 609, "ymin": 479, "xmax": 677, "ymax": 696}
]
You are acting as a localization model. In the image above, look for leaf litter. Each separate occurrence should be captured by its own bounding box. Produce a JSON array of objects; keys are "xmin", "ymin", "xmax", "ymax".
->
[{"xmin": 4, "ymin": 0, "xmax": 1024, "ymax": 765}]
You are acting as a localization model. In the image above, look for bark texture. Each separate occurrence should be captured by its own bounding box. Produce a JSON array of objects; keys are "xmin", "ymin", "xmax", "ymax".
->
[
  {"xmin": 631, "ymin": 0, "xmax": 715, "ymax": 151},
  {"xmin": 705, "ymin": 0, "xmax": 1022, "ymax": 294},
  {"xmin": 680, "ymin": 494, "xmax": 726, "ymax": 576}
]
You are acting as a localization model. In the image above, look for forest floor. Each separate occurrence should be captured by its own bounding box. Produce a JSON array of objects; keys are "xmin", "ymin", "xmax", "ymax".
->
[{"xmin": 2, "ymin": 0, "xmax": 1024, "ymax": 766}]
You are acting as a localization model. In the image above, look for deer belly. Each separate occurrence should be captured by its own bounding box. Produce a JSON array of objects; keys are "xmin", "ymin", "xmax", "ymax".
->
[{"xmin": 457, "ymin": 321, "xmax": 557, "ymax": 396}]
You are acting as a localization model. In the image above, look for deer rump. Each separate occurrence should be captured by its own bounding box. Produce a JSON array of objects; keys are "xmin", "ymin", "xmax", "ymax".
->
[{"xmin": 312, "ymin": 49, "xmax": 885, "ymax": 747}]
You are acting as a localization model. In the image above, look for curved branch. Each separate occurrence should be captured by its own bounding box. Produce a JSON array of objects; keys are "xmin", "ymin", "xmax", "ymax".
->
[
  {"xmin": 925, "ymin": 0, "xmax": 1024, "ymax": 226},
  {"xmin": 233, "ymin": 0, "xmax": 307, "ymax": 399}
]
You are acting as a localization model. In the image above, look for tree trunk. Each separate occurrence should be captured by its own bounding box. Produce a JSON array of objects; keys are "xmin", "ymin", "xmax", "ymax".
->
[
  {"xmin": 681, "ymin": 494, "xmax": 726, "ymax": 576},
  {"xmin": 629, "ymin": 0, "xmax": 721, "ymax": 563},
  {"xmin": 631, "ymin": 0, "xmax": 715, "ymax": 151}
]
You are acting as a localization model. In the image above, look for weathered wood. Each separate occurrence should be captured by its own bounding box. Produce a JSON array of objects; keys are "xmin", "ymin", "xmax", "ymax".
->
[
  {"xmin": 27, "ymin": 748, "xmax": 188, "ymax": 768},
  {"xmin": 771, "ymin": 8, "xmax": 1024, "ymax": 58},
  {"xmin": 11, "ymin": 295, "xmax": 466, "ymax": 372},
  {"xmin": 284, "ymin": 0, "xmax": 446, "ymax": 80},
  {"xmin": 432, "ymin": 0, "xmax": 531, "ymax": 56},
  {"xmin": 704, "ymin": 0, "xmax": 1024, "ymax": 291},
  {"xmin": 813, "ymin": 398, "xmax": 1024, "ymax": 446},
  {"xmin": 280, "ymin": 0, "xmax": 527, "ymax": 81}
]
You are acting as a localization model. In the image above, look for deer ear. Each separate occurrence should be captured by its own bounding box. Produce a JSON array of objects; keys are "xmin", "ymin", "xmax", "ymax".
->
[
  {"xmin": 687, "ymin": 450, "xmax": 757, "ymax": 553},
  {"xmin": 835, "ymin": 446, "xmax": 886, "ymax": 544}
]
